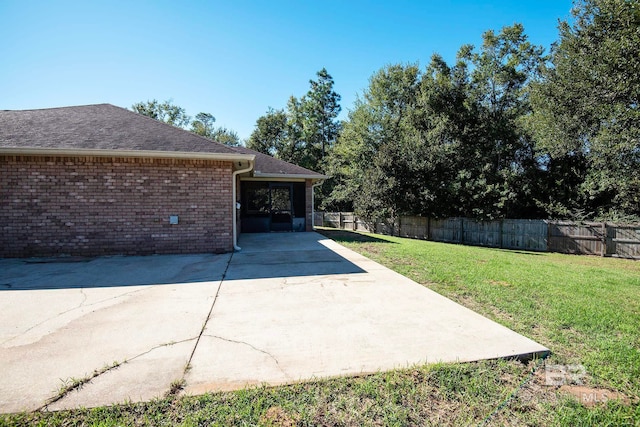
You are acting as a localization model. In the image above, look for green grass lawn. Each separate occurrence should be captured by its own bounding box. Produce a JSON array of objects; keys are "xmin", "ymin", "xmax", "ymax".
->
[{"xmin": 3, "ymin": 229, "xmax": 639, "ymax": 426}]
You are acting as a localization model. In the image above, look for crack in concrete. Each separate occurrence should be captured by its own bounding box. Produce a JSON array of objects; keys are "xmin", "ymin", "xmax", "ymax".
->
[
  {"xmin": 68, "ymin": 286, "xmax": 147, "ymax": 312},
  {"xmin": 125, "ymin": 337, "xmax": 199, "ymax": 364},
  {"xmin": 204, "ymin": 334, "xmax": 290, "ymax": 380},
  {"xmin": 183, "ymin": 252, "xmax": 234, "ymax": 377},
  {"xmin": 181, "ymin": 251, "xmax": 290, "ymax": 383},
  {"xmin": 38, "ymin": 360, "xmax": 123, "ymax": 411},
  {"xmin": 38, "ymin": 336, "xmax": 199, "ymax": 411},
  {"xmin": 78, "ymin": 287, "xmax": 88, "ymax": 307},
  {"xmin": 170, "ymin": 255, "xmax": 230, "ymax": 283},
  {"xmin": 1, "ymin": 287, "xmax": 147, "ymax": 347}
]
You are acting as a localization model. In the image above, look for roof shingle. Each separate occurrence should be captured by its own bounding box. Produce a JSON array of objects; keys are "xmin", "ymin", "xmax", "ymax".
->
[
  {"xmin": 0, "ymin": 104, "xmax": 238, "ymax": 154},
  {"xmin": 231, "ymin": 145, "xmax": 326, "ymax": 178},
  {"xmin": 0, "ymin": 103, "xmax": 326, "ymax": 179}
]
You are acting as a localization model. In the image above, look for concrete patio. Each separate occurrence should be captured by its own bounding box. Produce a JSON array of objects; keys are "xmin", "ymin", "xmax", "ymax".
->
[{"xmin": 0, "ymin": 232, "xmax": 548, "ymax": 413}]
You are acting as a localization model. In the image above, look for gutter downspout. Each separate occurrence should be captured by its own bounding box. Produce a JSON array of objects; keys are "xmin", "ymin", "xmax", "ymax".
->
[
  {"xmin": 232, "ymin": 160, "xmax": 254, "ymax": 251},
  {"xmin": 311, "ymin": 181, "xmax": 323, "ymax": 230}
]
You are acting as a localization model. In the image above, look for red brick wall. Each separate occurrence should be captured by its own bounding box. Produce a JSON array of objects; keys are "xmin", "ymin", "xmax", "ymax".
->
[{"xmin": 0, "ymin": 155, "xmax": 233, "ymax": 257}]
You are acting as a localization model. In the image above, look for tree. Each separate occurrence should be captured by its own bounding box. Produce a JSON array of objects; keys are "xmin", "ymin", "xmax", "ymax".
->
[
  {"xmin": 302, "ymin": 68, "xmax": 342, "ymax": 162},
  {"xmin": 246, "ymin": 108, "xmax": 289, "ymax": 156},
  {"xmin": 132, "ymin": 101, "xmax": 242, "ymax": 147},
  {"xmin": 247, "ymin": 68, "xmax": 342, "ymax": 173},
  {"xmin": 451, "ymin": 23, "xmax": 545, "ymax": 219},
  {"xmin": 210, "ymin": 127, "xmax": 241, "ymax": 147},
  {"xmin": 190, "ymin": 112, "xmax": 216, "ymax": 138},
  {"xmin": 328, "ymin": 25, "xmax": 546, "ymax": 220},
  {"xmin": 131, "ymin": 99, "xmax": 190, "ymax": 128},
  {"xmin": 325, "ymin": 64, "xmax": 421, "ymax": 216},
  {"xmin": 529, "ymin": 0, "xmax": 640, "ymax": 219}
]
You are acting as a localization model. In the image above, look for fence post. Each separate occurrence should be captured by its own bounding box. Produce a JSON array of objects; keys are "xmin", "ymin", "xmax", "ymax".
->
[
  {"xmin": 601, "ymin": 222, "xmax": 607, "ymax": 257},
  {"xmin": 339, "ymin": 212, "xmax": 344, "ymax": 230},
  {"xmin": 427, "ymin": 217, "xmax": 431, "ymax": 241},
  {"xmin": 460, "ymin": 217, "xmax": 465, "ymax": 244},
  {"xmin": 499, "ymin": 219, "xmax": 504, "ymax": 249}
]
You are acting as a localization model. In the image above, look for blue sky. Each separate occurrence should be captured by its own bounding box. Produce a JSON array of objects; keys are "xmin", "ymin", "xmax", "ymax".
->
[{"xmin": 1, "ymin": 0, "xmax": 573, "ymax": 140}]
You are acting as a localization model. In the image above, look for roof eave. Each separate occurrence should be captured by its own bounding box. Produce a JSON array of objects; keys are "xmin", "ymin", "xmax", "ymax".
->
[
  {"xmin": 0, "ymin": 147, "xmax": 256, "ymax": 162},
  {"xmin": 253, "ymin": 172, "xmax": 328, "ymax": 181}
]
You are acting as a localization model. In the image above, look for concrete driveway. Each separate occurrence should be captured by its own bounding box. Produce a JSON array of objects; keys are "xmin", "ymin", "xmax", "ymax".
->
[{"xmin": 0, "ymin": 232, "xmax": 548, "ymax": 413}]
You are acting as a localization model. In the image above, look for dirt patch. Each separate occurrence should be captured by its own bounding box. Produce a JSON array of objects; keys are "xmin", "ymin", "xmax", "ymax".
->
[
  {"xmin": 488, "ymin": 280, "xmax": 512, "ymax": 287},
  {"xmin": 518, "ymin": 370, "xmax": 633, "ymax": 408},
  {"xmin": 357, "ymin": 243, "xmax": 383, "ymax": 255},
  {"xmin": 260, "ymin": 406, "xmax": 298, "ymax": 427},
  {"xmin": 559, "ymin": 385, "xmax": 631, "ymax": 407}
]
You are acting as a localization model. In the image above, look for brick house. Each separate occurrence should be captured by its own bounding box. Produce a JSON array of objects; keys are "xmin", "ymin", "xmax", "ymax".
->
[{"xmin": 0, "ymin": 104, "xmax": 325, "ymax": 257}]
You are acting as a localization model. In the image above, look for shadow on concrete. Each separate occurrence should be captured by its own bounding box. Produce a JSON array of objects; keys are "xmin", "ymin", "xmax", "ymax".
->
[
  {"xmin": 0, "ymin": 232, "xmax": 368, "ymax": 290},
  {"xmin": 225, "ymin": 232, "xmax": 367, "ymax": 281},
  {"xmin": 0, "ymin": 253, "xmax": 231, "ymax": 291}
]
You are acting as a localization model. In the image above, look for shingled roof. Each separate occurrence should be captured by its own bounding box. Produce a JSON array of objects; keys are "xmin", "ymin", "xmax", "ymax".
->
[
  {"xmin": 0, "ymin": 104, "xmax": 326, "ymax": 179},
  {"xmin": 0, "ymin": 104, "xmax": 242, "ymax": 155},
  {"xmin": 232, "ymin": 146, "xmax": 327, "ymax": 179}
]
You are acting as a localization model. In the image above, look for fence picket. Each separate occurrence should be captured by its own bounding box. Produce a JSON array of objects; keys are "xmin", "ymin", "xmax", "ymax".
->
[{"xmin": 317, "ymin": 213, "xmax": 640, "ymax": 259}]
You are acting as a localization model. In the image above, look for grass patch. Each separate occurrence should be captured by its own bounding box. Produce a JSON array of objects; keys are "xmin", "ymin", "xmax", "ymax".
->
[
  {"xmin": 2, "ymin": 229, "xmax": 639, "ymax": 426},
  {"xmin": 319, "ymin": 229, "xmax": 640, "ymax": 397}
]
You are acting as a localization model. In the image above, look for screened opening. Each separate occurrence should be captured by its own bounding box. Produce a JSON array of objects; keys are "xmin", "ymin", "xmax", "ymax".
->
[{"xmin": 241, "ymin": 181, "xmax": 307, "ymax": 233}]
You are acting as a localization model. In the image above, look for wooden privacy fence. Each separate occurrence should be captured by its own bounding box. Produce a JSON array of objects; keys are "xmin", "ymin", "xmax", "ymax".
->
[{"xmin": 313, "ymin": 212, "xmax": 640, "ymax": 259}]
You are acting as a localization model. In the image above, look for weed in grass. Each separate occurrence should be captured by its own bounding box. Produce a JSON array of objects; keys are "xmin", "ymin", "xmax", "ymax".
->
[
  {"xmin": 166, "ymin": 378, "xmax": 186, "ymax": 398},
  {"xmin": 259, "ymin": 406, "xmax": 298, "ymax": 426}
]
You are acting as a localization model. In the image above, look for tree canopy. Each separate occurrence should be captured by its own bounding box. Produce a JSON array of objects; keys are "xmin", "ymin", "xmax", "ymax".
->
[
  {"xmin": 131, "ymin": 99, "xmax": 191, "ymax": 128},
  {"xmin": 529, "ymin": 0, "xmax": 640, "ymax": 220},
  {"xmin": 324, "ymin": 1, "xmax": 638, "ymax": 221},
  {"xmin": 327, "ymin": 24, "xmax": 548, "ymax": 219},
  {"xmin": 131, "ymin": 100, "xmax": 240, "ymax": 146},
  {"xmin": 247, "ymin": 68, "xmax": 341, "ymax": 172}
]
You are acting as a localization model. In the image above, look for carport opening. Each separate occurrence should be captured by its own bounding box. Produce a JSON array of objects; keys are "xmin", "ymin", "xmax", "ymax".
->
[{"xmin": 241, "ymin": 181, "xmax": 306, "ymax": 233}]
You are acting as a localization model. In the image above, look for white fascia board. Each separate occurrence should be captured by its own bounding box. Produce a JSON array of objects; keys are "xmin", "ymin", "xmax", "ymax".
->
[
  {"xmin": 241, "ymin": 176, "xmax": 307, "ymax": 183},
  {"xmin": 253, "ymin": 172, "xmax": 329, "ymax": 180}
]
